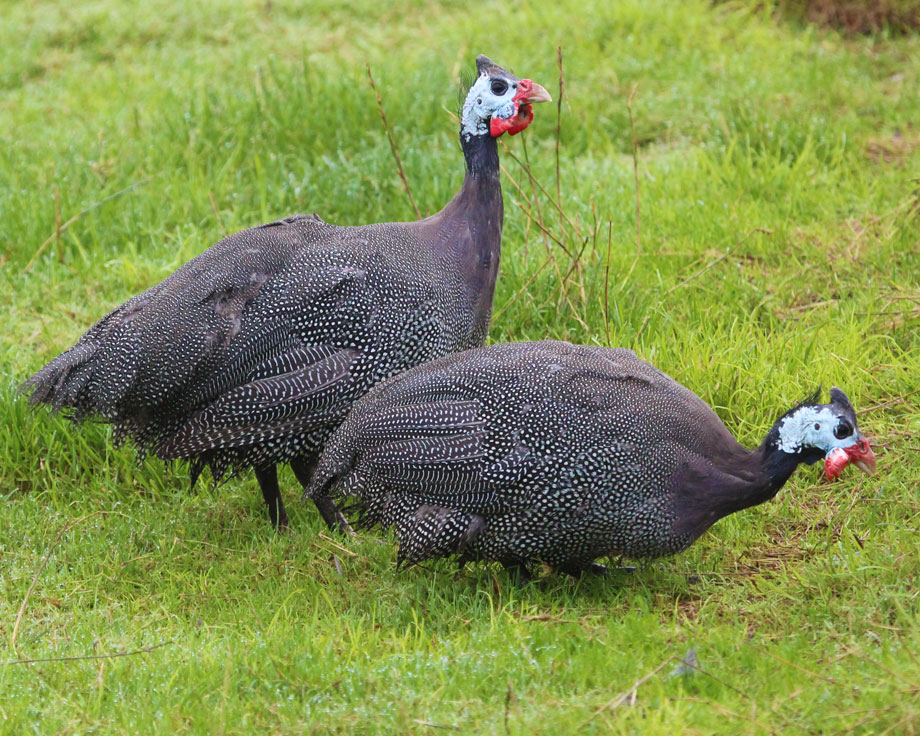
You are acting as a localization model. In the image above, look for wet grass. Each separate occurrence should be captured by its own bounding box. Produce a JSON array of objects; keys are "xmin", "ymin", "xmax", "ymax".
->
[{"xmin": 1, "ymin": 0, "xmax": 919, "ymax": 733}]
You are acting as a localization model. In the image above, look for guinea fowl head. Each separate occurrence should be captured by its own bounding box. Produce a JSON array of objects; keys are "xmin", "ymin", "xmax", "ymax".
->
[
  {"xmin": 769, "ymin": 387, "xmax": 876, "ymax": 481},
  {"xmin": 460, "ymin": 55, "xmax": 551, "ymax": 142}
]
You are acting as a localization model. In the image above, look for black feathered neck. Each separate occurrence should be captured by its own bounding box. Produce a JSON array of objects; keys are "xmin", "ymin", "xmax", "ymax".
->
[
  {"xmin": 759, "ymin": 421, "xmax": 825, "ymax": 487},
  {"xmin": 461, "ymin": 128, "xmax": 500, "ymax": 179},
  {"xmin": 673, "ymin": 407, "xmax": 826, "ymax": 545}
]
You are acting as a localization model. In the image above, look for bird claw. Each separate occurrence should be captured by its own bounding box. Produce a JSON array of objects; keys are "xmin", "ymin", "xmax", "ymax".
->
[
  {"xmin": 557, "ymin": 562, "xmax": 636, "ymax": 577},
  {"xmin": 502, "ymin": 562, "xmax": 534, "ymax": 586},
  {"xmin": 557, "ymin": 561, "xmax": 609, "ymax": 577},
  {"xmin": 335, "ymin": 511, "xmax": 356, "ymax": 538}
]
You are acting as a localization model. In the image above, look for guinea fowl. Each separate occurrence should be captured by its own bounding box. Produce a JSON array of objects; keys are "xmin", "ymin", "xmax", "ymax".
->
[
  {"xmin": 23, "ymin": 56, "xmax": 551, "ymax": 530},
  {"xmin": 305, "ymin": 341, "xmax": 876, "ymax": 578}
]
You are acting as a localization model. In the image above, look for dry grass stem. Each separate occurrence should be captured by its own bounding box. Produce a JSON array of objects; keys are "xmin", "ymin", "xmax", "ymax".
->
[
  {"xmin": 24, "ymin": 177, "xmax": 153, "ymax": 272},
  {"xmin": 366, "ymin": 63, "xmax": 421, "ymax": 219},
  {"xmin": 626, "ymin": 83, "xmax": 641, "ymax": 256},
  {"xmin": 2, "ymin": 641, "xmax": 173, "ymax": 668},
  {"xmin": 11, "ymin": 511, "xmax": 106, "ymax": 654},
  {"xmin": 581, "ymin": 655, "xmax": 673, "ymax": 726},
  {"xmin": 208, "ymin": 191, "xmax": 228, "ymax": 237}
]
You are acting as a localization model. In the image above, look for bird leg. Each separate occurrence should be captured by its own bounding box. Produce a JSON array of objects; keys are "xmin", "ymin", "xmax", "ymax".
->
[
  {"xmin": 556, "ymin": 561, "xmax": 610, "ymax": 577},
  {"xmin": 501, "ymin": 560, "xmax": 534, "ymax": 586},
  {"xmin": 557, "ymin": 560, "xmax": 638, "ymax": 577},
  {"xmin": 254, "ymin": 464, "xmax": 289, "ymax": 530},
  {"xmin": 290, "ymin": 458, "xmax": 355, "ymax": 536}
]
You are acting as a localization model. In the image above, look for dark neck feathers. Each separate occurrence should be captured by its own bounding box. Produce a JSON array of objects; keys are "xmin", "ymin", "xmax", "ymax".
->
[
  {"xmin": 675, "ymin": 422, "xmax": 821, "ymax": 541},
  {"xmin": 759, "ymin": 425, "xmax": 824, "ymax": 494},
  {"xmin": 413, "ymin": 129, "xmax": 503, "ymax": 343},
  {"xmin": 709, "ymin": 433, "xmax": 813, "ymax": 517},
  {"xmin": 461, "ymin": 131, "xmax": 501, "ymax": 179}
]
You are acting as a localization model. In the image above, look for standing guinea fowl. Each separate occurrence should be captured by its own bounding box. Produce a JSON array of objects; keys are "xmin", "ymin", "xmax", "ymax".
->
[
  {"xmin": 23, "ymin": 56, "xmax": 551, "ymax": 530},
  {"xmin": 305, "ymin": 341, "xmax": 876, "ymax": 578}
]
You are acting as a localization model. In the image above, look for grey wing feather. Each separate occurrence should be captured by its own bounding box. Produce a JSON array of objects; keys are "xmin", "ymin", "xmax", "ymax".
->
[
  {"xmin": 306, "ymin": 399, "xmax": 488, "ymax": 499},
  {"xmin": 353, "ymin": 400, "xmax": 485, "ymax": 442},
  {"xmin": 157, "ymin": 348, "xmax": 359, "ymax": 458},
  {"xmin": 361, "ymin": 433, "xmax": 486, "ymax": 490}
]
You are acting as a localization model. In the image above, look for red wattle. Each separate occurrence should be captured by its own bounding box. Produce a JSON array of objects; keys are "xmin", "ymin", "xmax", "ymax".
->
[
  {"xmin": 824, "ymin": 447, "xmax": 850, "ymax": 481},
  {"xmin": 490, "ymin": 103, "xmax": 535, "ymax": 137}
]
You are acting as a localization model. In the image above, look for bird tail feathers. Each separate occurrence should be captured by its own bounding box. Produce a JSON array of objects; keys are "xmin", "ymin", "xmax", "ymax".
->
[
  {"xmin": 22, "ymin": 341, "xmax": 99, "ymax": 414},
  {"xmin": 395, "ymin": 504, "xmax": 484, "ymax": 567}
]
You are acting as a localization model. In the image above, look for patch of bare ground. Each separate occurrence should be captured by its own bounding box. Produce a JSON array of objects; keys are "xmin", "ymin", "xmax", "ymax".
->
[
  {"xmin": 738, "ymin": 211, "xmax": 918, "ymax": 323},
  {"xmin": 865, "ymin": 291, "xmax": 920, "ymax": 332},
  {"xmin": 866, "ymin": 129, "xmax": 920, "ymax": 164},
  {"xmin": 781, "ymin": 0, "xmax": 920, "ymax": 34}
]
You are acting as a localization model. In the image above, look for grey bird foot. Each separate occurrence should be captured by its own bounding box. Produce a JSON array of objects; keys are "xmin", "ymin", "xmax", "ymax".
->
[
  {"xmin": 334, "ymin": 509, "xmax": 357, "ymax": 538},
  {"xmin": 255, "ymin": 465, "xmax": 289, "ymax": 531},
  {"xmin": 313, "ymin": 496, "xmax": 355, "ymax": 537},
  {"xmin": 557, "ymin": 562, "xmax": 637, "ymax": 577},
  {"xmin": 501, "ymin": 561, "xmax": 534, "ymax": 587},
  {"xmin": 274, "ymin": 507, "xmax": 291, "ymax": 531},
  {"xmin": 557, "ymin": 562, "xmax": 609, "ymax": 577}
]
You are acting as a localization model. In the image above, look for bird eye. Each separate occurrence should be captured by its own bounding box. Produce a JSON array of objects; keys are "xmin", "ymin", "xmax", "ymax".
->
[
  {"xmin": 814, "ymin": 423, "xmax": 820, "ymax": 431},
  {"xmin": 834, "ymin": 421, "xmax": 853, "ymax": 440},
  {"xmin": 490, "ymin": 79, "xmax": 508, "ymax": 96}
]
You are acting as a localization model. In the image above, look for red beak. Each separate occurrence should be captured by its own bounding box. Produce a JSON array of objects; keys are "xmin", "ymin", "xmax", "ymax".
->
[
  {"xmin": 824, "ymin": 436, "xmax": 876, "ymax": 481},
  {"xmin": 490, "ymin": 79, "xmax": 552, "ymax": 137},
  {"xmin": 512, "ymin": 79, "xmax": 553, "ymax": 105},
  {"xmin": 846, "ymin": 436, "xmax": 876, "ymax": 475}
]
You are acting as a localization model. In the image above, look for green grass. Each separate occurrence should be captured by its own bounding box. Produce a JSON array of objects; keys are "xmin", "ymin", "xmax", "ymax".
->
[{"xmin": 2, "ymin": 0, "xmax": 919, "ymax": 732}]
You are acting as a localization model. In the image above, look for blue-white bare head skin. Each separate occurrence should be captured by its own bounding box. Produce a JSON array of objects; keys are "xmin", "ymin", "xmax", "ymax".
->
[
  {"xmin": 460, "ymin": 55, "xmax": 551, "ymax": 142},
  {"xmin": 773, "ymin": 387, "xmax": 875, "ymax": 479}
]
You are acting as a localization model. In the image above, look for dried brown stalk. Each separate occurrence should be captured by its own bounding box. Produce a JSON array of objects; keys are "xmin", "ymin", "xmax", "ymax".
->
[{"xmin": 366, "ymin": 63, "xmax": 421, "ymax": 219}]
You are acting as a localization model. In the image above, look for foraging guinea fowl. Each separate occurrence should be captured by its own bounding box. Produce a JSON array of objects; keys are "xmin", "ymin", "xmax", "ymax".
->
[
  {"xmin": 23, "ymin": 56, "xmax": 551, "ymax": 530},
  {"xmin": 305, "ymin": 341, "xmax": 876, "ymax": 578}
]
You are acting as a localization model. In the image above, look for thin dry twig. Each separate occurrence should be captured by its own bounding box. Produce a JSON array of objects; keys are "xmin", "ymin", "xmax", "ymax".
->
[
  {"xmin": 680, "ymin": 659, "xmax": 768, "ymax": 699},
  {"xmin": 856, "ymin": 388, "xmax": 920, "ymax": 416},
  {"xmin": 751, "ymin": 644, "xmax": 840, "ymax": 685},
  {"xmin": 25, "ymin": 177, "xmax": 154, "ymax": 272},
  {"xmin": 854, "ymin": 653, "xmax": 920, "ymax": 688},
  {"xmin": 840, "ymin": 705, "xmax": 899, "ymax": 734},
  {"xmin": 555, "ymin": 46, "xmax": 564, "ymax": 232},
  {"xmin": 626, "ymin": 83, "xmax": 641, "ymax": 256},
  {"xmin": 520, "ymin": 134, "xmax": 589, "ymax": 318},
  {"xmin": 503, "ymin": 148, "xmax": 577, "ymax": 254},
  {"xmin": 499, "ymin": 161, "xmax": 580, "ymax": 324},
  {"xmin": 635, "ymin": 227, "xmax": 771, "ymax": 340},
  {"xmin": 504, "ymin": 680, "xmax": 515, "ymax": 735},
  {"xmin": 412, "ymin": 719, "xmax": 459, "ymax": 731},
  {"xmin": 208, "ymin": 191, "xmax": 228, "ymax": 237},
  {"xmin": 2, "ymin": 641, "xmax": 173, "ymax": 667},
  {"xmin": 879, "ymin": 710, "xmax": 920, "ymax": 736},
  {"xmin": 501, "ymin": 157, "xmax": 570, "ymax": 313},
  {"xmin": 676, "ymin": 697, "xmax": 778, "ymax": 735},
  {"xmin": 366, "ymin": 63, "xmax": 421, "ymax": 219},
  {"xmin": 581, "ymin": 655, "xmax": 673, "ymax": 726},
  {"xmin": 604, "ymin": 220, "xmax": 613, "ymax": 346},
  {"xmin": 53, "ymin": 187, "xmax": 63, "ymax": 262},
  {"xmin": 315, "ymin": 532, "xmax": 359, "ymax": 558},
  {"xmin": 492, "ymin": 255, "xmax": 552, "ymax": 323},
  {"xmin": 11, "ymin": 511, "xmax": 107, "ymax": 654},
  {"xmin": 505, "ymin": 192, "xmax": 571, "ymax": 252},
  {"xmin": 246, "ymin": 597, "xmax": 266, "ymax": 631}
]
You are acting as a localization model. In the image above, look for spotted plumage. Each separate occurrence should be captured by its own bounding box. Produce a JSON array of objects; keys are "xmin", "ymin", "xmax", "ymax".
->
[
  {"xmin": 306, "ymin": 341, "xmax": 874, "ymax": 577},
  {"xmin": 23, "ymin": 56, "xmax": 551, "ymax": 529}
]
